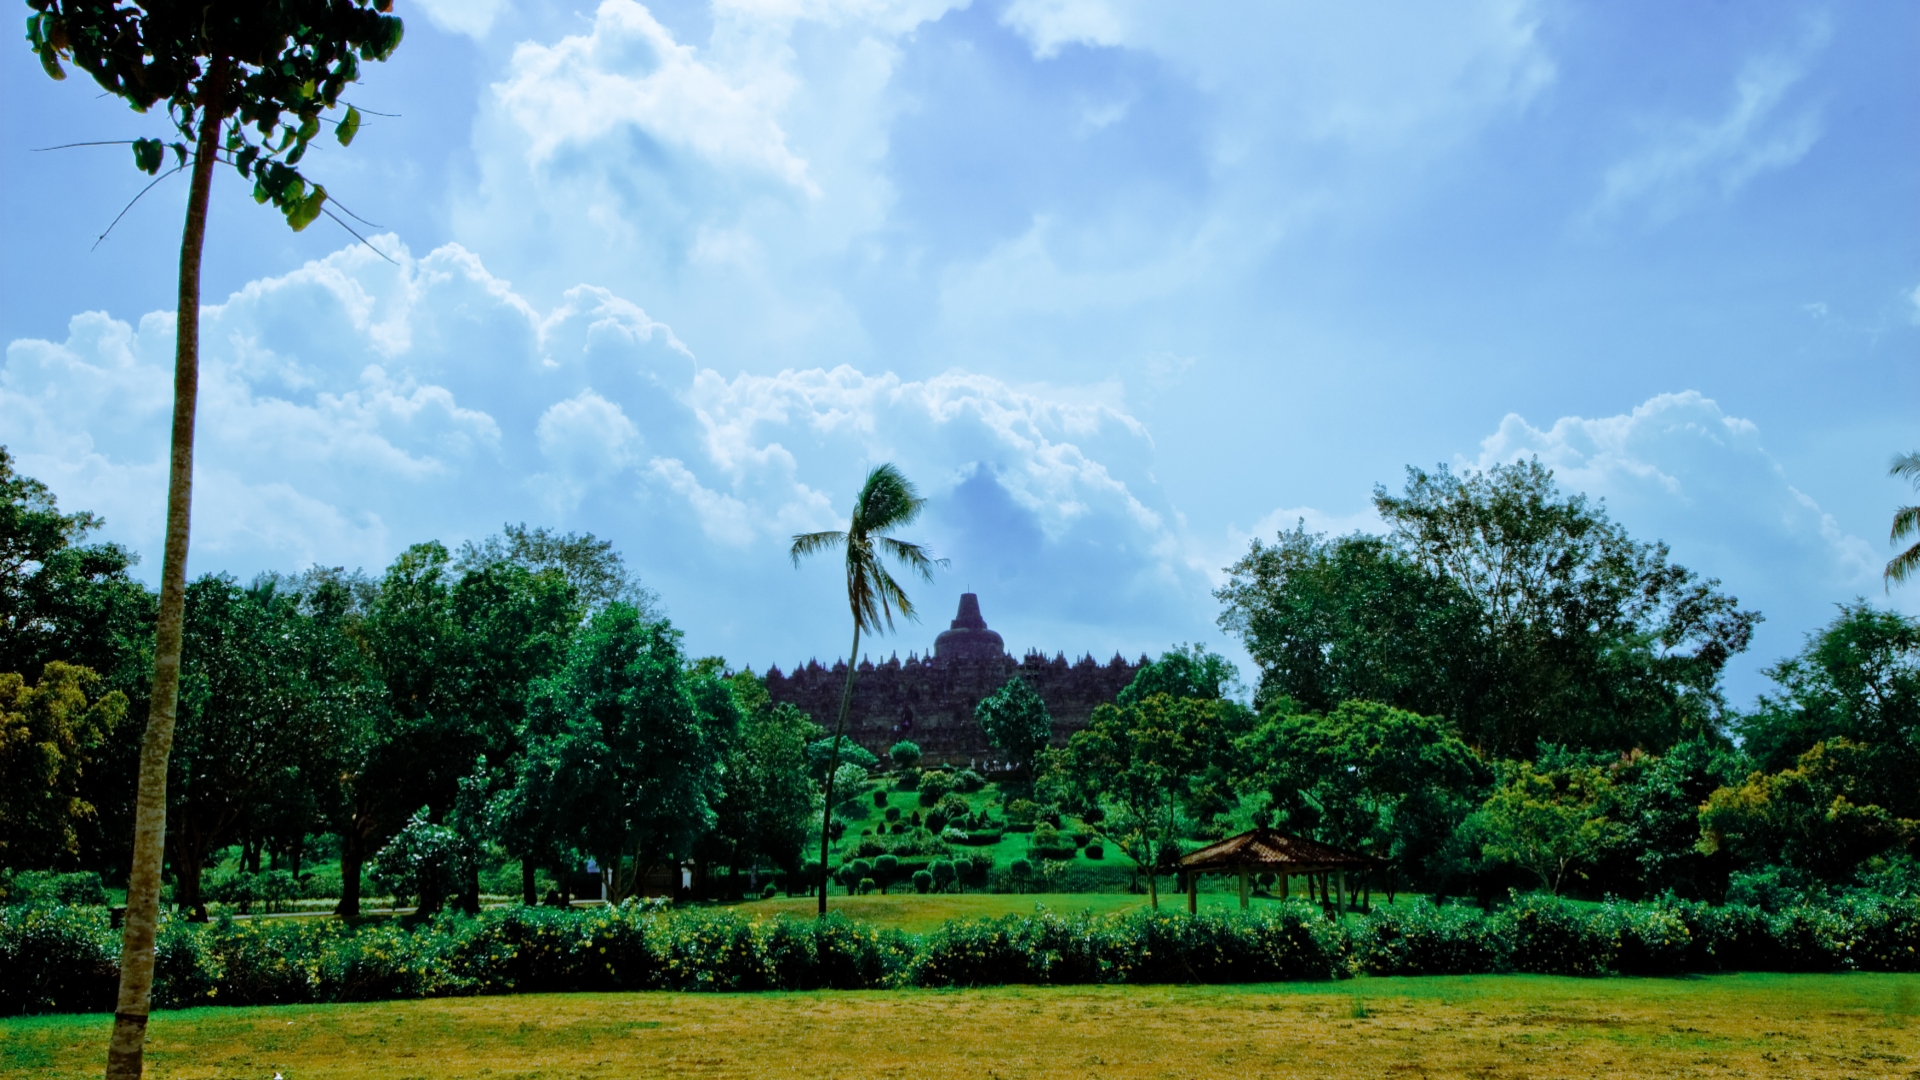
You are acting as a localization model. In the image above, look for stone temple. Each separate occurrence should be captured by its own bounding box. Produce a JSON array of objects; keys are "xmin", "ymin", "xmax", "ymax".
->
[{"xmin": 763, "ymin": 593, "xmax": 1146, "ymax": 765}]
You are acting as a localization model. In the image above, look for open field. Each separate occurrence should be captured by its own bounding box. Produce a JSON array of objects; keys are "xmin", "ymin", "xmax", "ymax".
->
[{"xmin": 5, "ymin": 974, "xmax": 1916, "ymax": 1079}]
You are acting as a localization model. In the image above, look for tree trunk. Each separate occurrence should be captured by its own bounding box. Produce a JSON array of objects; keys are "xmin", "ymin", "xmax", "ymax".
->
[
  {"xmin": 521, "ymin": 860, "xmax": 537, "ymax": 906},
  {"xmin": 1146, "ymin": 868, "xmax": 1158, "ymax": 910},
  {"xmin": 107, "ymin": 75, "xmax": 224, "ymax": 1080},
  {"xmin": 816, "ymin": 624, "xmax": 861, "ymax": 916},
  {"xmin": 337, "ymin": 815, "xmax": 367, "ymax": 918}
]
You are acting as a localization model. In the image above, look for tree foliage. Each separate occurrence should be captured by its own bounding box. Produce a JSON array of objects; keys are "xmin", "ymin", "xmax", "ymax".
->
[
  {"xmin": 521, "ymin": 606, "xmax": 735, "ymax": 902},
  {"xmin": 28, "ymin": 0, "xmax": 403, "ymax": 229},
  {"xmin": 1240, "ymin": 700, "xmax": 1479, "ymax": 884},
  {"xmin": 0, "ymin": 663, "xmax": 126, "ymax": 865},
  {"xmin": 975, "ymin": 675, "xmax": 1053, "ymax": 779},
  {"xmin": 1219, "ymin": 460, "xmax": 1759, "ymax": 755}
]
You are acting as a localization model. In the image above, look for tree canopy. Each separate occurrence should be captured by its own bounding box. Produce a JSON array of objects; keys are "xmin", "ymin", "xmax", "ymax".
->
[{"xmin": 1218, "ymin": 459, "xmax": 1760, "ymax": 755}]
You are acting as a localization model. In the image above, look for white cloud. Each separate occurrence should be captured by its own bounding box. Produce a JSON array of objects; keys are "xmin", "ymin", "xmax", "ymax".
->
[
  {"xmin": 1585, "ymin": 20, "xmax": 1829, "ymax": 228},
  {"xmin": 1909, "ymin": 282, "xmax": 1920, "ymax": 325},
  {"xmin": 3, "ymin": 237, "xmax": 1207, "ymax": 666},
  {"xmin": 412, "ymin": 0, "xmax": 508, "ymax": 39},
  {"xmin": 1472, "ymin": 390, "xmax": 1888, "ymax": 699},
  {"xmin": 495, "ymin": 0, "xmax": 817, "ymax": 193}
]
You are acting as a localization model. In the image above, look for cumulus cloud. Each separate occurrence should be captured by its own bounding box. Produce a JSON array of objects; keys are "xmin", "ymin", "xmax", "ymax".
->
[
  {"xmin": 1584, "ymin": 20, "xmax": 1829, "ymax": 229},
  {"xmin": 2, "ymin": 238, "xmax": 1209, "ymax": 667},
  {"xmin": 496, "ymin": 0, "xmax": 817, "ymax": 193},
  {"xmin": 412, "ymin": 0, "xmax": 508, "ymax": 40},
  {"xmin": 1471, "ymin": 391, "xmax": 1886, "ymax": 698}
]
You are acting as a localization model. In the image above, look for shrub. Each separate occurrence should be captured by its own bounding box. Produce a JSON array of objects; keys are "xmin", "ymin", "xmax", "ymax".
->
[
  {"xmin": 1005, "ymin": 799, "xmax": 1038, "ymax": 828},
  {"xmin": 952, "ymin": 768, "xmax": 986, "ymax": 793},
  {"xmin": 858, "ymin": 878, "xmax": 877, "ymax": 895},
  {"xmin": 875, "ymin": 855, "xmax": 900, "ymax": 890},
  {"xmin": 1030, "ymin": 824, "xmax": 1077, "ymax": 860},
  {"xmin": 1084, "ymin": 843, "xmax": 1104, "ymax": 860},
  {"xmin": 917, "ymin": 771, "xmax": 955, "ymax": 807},
  {"xmin": 1359, "ymin": 901, "xmax": 1507, "ymax": 976},
  {"xmin": 889, "ymin": 741, "xmax": 922, "ymax": 770},
  {"xmin": 885, "ymin": 806, "xmax": 901, "ymax": 822},
  {"xmin": 873, "ymin": 789, "xmax": 889, "ymax": 808},
  {"xmin": 1, "ymin": 870, "xmax": 109, "ymax": 907},
  {"xmin": 0, "ymin": 903, "xmax": 117, "ymax": 1014},
  {"xmin": 926, "ymin": 794, "xmax": 973, "ymax": 832},
  {"xmin": 1608, "ymin": 902, "xmax": 1692, "ymax": 976},
  {"xmin": 1505, "ymin": 892, "xmax": 1615, "ymax": 976},
  {"xmin": 930, "ymin": 859, "xmax": 957, "ymax": 892},
  {"xmin": 762, "ymin": 884, "xmax": 778, "ymax": 900},
  {"xmin": 912, "ymin": 870, "xmax": 934, "ymax": 894}
]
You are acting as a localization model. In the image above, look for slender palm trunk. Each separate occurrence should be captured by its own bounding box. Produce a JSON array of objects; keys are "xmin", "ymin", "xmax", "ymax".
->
[
  {"xmin": 107, "ymin": 85, "xmax": 223, "ymax": 1080},
  {"xmin": 816, "ymin": 624, "xmax": 861, "ymax": 916}
]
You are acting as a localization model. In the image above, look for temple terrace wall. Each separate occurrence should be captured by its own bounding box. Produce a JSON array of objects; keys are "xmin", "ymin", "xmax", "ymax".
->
[{"xmin": 762, "ymin": 593, "xmax": 1144, "ymax": 766}]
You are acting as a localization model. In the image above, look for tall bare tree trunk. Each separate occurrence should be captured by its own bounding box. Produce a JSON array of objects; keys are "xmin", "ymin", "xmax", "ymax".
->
[
  {"xmin": 816, "ymin": 625, "xmax": 860, "ymax": 916},
  {"xmin": 107, "ymin": 81, "xmax": 223, "ymax": 1080}
]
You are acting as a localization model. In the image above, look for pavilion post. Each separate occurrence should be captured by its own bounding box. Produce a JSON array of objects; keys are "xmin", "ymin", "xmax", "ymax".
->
[
  {"xmin": 1280, "ymin": 873, "xmax": 1288, "ymax": 899},
  {"xmin": 1187, "ymin": 871, "xmax": 1197, "ymax": 914},
  {"xmin": 1238, "ymin": 866, "xmax": 1249, "ymax": 909}
]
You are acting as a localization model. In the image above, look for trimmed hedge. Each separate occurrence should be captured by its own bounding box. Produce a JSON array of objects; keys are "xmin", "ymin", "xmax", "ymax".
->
[{"xmin": 6, "ymin": 893, "xmax": 1919, "ymax": 1015}]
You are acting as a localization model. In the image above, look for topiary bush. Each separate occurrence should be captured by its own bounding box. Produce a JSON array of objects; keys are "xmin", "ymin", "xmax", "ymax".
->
[
  {"xmin": 912, "ymin": 870, "xmax": 934, "ymax": 894},
  {"xmin": 917, "ymin": 770, "xmax": 955, "ymax": 807},
  {"xmin": 1084, "ymin": 843, "xmax": 1104, "ymax": 860}
]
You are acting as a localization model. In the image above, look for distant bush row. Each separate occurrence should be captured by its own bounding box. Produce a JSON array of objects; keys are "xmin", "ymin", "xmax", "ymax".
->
[{"xmin": 5, "ymin": 893, "xmax": 1918, "ymax": 1015}]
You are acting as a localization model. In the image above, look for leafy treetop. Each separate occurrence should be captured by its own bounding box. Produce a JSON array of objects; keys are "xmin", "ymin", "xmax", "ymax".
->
[{"xmin": 27, "ymin": 0, "xmax": 404, "ymax": 230}]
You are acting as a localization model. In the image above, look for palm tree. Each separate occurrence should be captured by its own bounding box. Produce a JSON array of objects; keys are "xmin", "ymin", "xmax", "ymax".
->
[
  {"xmin": 1889, "ymin": 452, "xmax": 1920, "ymax": 587},
  {"xmin": 791, "ymin": 464, "xmax": 945, "ymax": 914}
]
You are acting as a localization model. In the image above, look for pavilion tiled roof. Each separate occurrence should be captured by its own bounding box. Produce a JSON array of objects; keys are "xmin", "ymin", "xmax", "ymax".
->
[{"xmin": 1177, "ymin": 827, "xmax": 1381, "ymax": 873}]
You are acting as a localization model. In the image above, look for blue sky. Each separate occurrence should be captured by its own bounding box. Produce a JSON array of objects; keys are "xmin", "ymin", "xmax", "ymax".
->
[{"xmin": 3, "ymin": 0, "xmax": 1916, "ymax": 706}]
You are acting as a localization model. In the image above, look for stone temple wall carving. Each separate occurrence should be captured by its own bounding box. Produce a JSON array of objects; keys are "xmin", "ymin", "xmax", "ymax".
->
[{"xmin": 762, "ymin": 593, "xmax": 1145, "ymax": 765}]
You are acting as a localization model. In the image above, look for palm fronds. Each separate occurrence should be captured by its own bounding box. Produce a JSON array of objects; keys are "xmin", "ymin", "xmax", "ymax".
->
[{"xmin": 1888, "ymin": 452, "xmax": 1920, "ymax": 587}]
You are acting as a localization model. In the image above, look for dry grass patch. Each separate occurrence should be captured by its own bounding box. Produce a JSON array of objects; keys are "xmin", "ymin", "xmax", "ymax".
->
[{"xmin": 4, "ymin": 974, "xmax": 1916, "ymax": 1079}]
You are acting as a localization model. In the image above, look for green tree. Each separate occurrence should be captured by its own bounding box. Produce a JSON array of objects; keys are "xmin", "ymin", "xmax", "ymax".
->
[
  {"xmin": 0, "ymin": 662, "xmax": 127, "ymax": 865},
  {"xmin": 0, "ymin": 447, "xmax": 153, "ymax": 685},
  {"xmin": 1738, "ymin": 602, "xmax": 1920, "ymax": 821},
  {"xmin": 1699, "ymin": 739, "xmax": 1915, "ymax": 882},
  {"xmin": 705, "ymin": 675, "xmax": 822, "ymax": 892},
  {"xmin": 455, "ymin": 523, "xmax": 656, "ymax": 613},
  {"xmin": 0, "ymin": 449, "xmax": 154, "ymax": 871},
  {"xmin": 789, "ymin": 463, "xmax": 944, "ymax": 914},
  {"xmin": 975, "ymin": 675, "xmax": 1053, "ymax": 780},
  {"xmin": 1888, "ymin": 452, "xmax": 1920, "ymax": 586},
  {"xmin": 1477, "ymin": 760, "xmax": 1619, "ymax": 895},
  {"xmin": 1219, "ymin": 461, "xmax": 1760, "ymax": 755},
  {"xmin": 26, "ymin": 6, "xmax": 407, "ymax": 1069},
  {"xmin": 169, "ymin": 575, "xmax": 374, "ymax": 917},
  {"xmin": 525, "ymin": 607, "xmax": 735, "ymax": 902},
  {"xmin": 1240, "ymin": 700, "xmax": 1478, "ymax": 894},
  {"xmin": 1216, "ymin": 528, "xmax": 1475, "ymax": 715},
  {"xmin": 1116, "ymin": 643, "xmax": 1241, "ymax": 706},
  {"xmin": 1052, "ymin": 694, "xmax": 1232, "ymax": 908}
]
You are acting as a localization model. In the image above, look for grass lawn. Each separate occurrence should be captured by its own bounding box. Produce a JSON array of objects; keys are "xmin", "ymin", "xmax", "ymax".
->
[
  {"xmin": 725, "ymin": 890, "xmax": 1295, "ymax": 933},
  {"xmin": 4, "ymin": 974, "xmax": 1915, "ymax": 1079}
]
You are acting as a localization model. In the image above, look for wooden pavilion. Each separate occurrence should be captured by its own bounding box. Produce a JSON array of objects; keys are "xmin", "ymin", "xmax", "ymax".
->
[{"xmin": 1177, "ymin": 827, "xmax": 1382, "ymax": 914}]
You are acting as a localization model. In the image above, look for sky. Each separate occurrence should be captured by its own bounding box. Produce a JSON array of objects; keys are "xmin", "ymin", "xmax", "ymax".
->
[{"xmin": 2, "ymin": 0, "xmax": 1916, "ymax": 708}]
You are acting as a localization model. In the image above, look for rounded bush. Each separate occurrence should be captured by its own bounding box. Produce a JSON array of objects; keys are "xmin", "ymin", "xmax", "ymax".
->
[
  {"xmin": 885, "ymin": 806, "xmax": 901, "ymax": 823},
  {"xmin": 912, "ymin": 870, "xmax": 934, "ymax": 894},
  {"xmin": 873, "ymin": 790, "xmax": 888, "ymax": 808},
  {"xmin": 858, "ymin": 878, "xmax": 877, "ymax": 895},
  {"xmin": 1084, "ymin": 843, "xmax": 1104, "ymax": 860}
]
